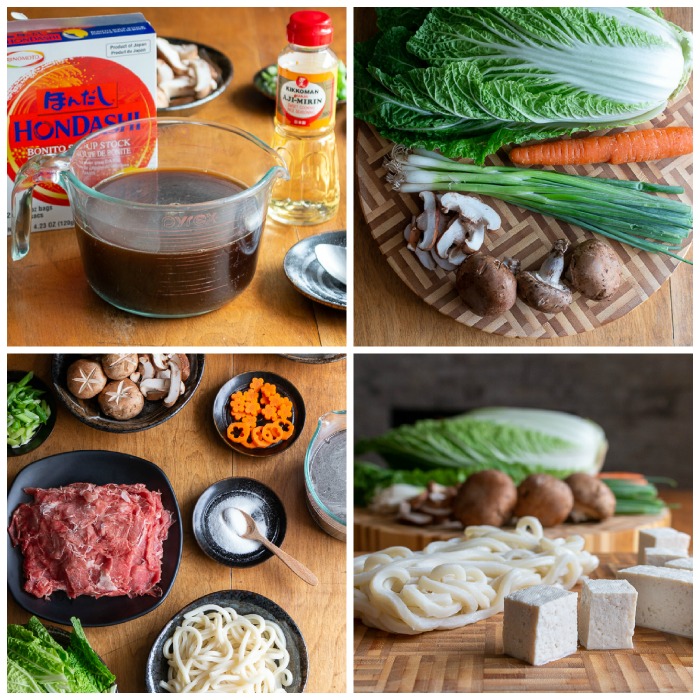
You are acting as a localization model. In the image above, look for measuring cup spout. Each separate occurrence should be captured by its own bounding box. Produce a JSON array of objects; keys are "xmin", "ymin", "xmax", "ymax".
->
[{"xmin": 11, "ymin": 153, "xmax": 71, "ymax": 261}]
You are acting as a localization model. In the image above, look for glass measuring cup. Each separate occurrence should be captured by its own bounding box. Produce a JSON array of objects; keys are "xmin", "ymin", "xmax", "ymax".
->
[
  {"xmin": 11, "ymin": 118, "xmax": 289, "ymax": 318},
  {"xmin": 304, "ymin": 410, "xmax": 346, "ymax": 541}
]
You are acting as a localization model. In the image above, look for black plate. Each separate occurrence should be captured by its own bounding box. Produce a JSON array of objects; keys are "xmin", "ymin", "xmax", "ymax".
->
[
  {"xmin": 145, "ymin": 590, "xmax": 308, "ymax": 693},
  {"xmin": 7, "ymin": 371, "xmax": 58, "ymax": 457},
  {"xmin": 284, "ymin": 230, "xmax": 347, "ymax": 310},
  {"xmin": 157, "ymin": 37, "xmax": 233, "ymax": 115},
  {"xmin": 193, "ymin": 478, "xmax": 286, "ymax": 568},
  {"xmin": 52, "ymin": 354, "xmax": 205, "ymax": 434},
  {"xmin": 7, "ymin": 450, "xmax": 183, "ymax": 627},
  {"xmin": 213, "ymin": 371, "xmax": 305, "ymax": 456}
]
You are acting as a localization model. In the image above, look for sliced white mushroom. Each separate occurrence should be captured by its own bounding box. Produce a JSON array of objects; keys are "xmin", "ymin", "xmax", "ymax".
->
[
  {"xmin": 159, "ymin": 75, "xmax": 196, "ymax": 100},
  {"xmin": 179, "ymin": 381, "xmax": 186, "ymax": 396},
  {"xmin": 416, "ymin": 191, "xmax": 439, "ymax": 250},
  {"xmin": 139, "ymin": 378, "xmax": 170, "ymax": 400},
  {"xmin": 129, "ymin": 372, "xmax": 141, "ymax": 383},
  {"xmin": 152, "ymin": 354, "xmax": 169, "ymax": 371},
  {"xmin": 191, "ymin": 58, "xmax": 216, "ymax": 99},
  {"xmin": 439, "ymin": 193, "xmax": 501, "ymax": 231},
  {"xmin": 164, "ymin": 361, "xmax": 182, "ymax": 407},
  {"xmin": 404, "ymin": 221, "xmax": 436, "ymax": 270},
  {"xmin": 171, "ymin": 42, "xmax": 199, "ymax": 62},
  {"xmin": 156, "ymin": 37, "xmax": 190, "ymax": 75},
  {"xmin": 157, "ymin": 58, "xmax": 175, "ymax": 84},
  {"xmin": 156, "ymin": 369, "xmax": 171, "ymax": 380},
  {"xmin": 436, "ymin": 217, "xmax": 468, "ymax": 259},
  {"xmin": 138, "ymin": 355, "xmax": 155, "ymax": 380},
  {"xmin": 431, "ymin": 249, "xmax": 458, "ymax": 271}
]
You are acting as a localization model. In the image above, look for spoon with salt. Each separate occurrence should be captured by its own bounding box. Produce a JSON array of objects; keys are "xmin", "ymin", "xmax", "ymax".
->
[
  {"xmin": 233, "ymin": 508, "xmax": 318, "ymax": 586},
  {"xmin": 315, "ymin": 243, "xmax": 347, "ymax": 285}
]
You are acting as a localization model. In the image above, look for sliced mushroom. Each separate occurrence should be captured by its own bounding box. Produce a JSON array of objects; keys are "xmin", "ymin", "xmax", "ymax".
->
[
  {"xmin": 191, "ymin": 58, "xmax": 216, "ymax": 99},
  {"xmin": 152, "ymin": 354, "xmax": 169, "ymax": 371},
  {"xmin": 416, "ymin": 191, "xmax": 439, "ymax": 250},
  {"xmin": 156, "ymin": 58, "xmax": 175, "ymax": 84},
  {"xmin": 138, "ymin": 355, "xmax": 155, "ymax": 380},
  {"xmin": 170, "ymin": 353, "xmax": 191, "ymax": 382},
  {"xmin": 139, "ymin": 378, "xmax": 170, "ymax": 400},
  {"xmin": 431, "ymin": 249, "xmax": 458, "ymax": 271},
  {"xmin": 404, "ymin": 220, "xmax": 436, "ymax": 270},
  {"xmin": 163, "ymin": 361, "xmax": 182, "ymax": 407},
  {"xmin": 156, "ymin": 37, "xmax": 190, "ymax": 75},
  {"xmin": 439, "ymin": 192, "xmax": 501, "ymax": 232},
  {"xmin": 517, "ymin": 239, "xmax": 573, "ymax": 314},
  {"xmin": 159, "ymin": 75, "xmax": 197, "ymax": 101}
]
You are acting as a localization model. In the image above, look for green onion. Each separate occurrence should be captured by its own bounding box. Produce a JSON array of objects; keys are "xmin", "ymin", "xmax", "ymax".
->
[
  {"xmin": 385, "ymin": 147, "xmax": 693, "ymax": 262},
  {"xmin": 600, "ymin": 477, "xmax": 670, "ymax": 515},
  {"xmin": 7, "ymin": 372, "xmax": 51, "ymax": 447}
]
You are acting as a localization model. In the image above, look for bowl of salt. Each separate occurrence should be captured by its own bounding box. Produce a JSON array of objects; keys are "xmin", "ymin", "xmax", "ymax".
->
[{"xmin": 193, "ymin": 477, "xmax": 287, "ymax": 567}]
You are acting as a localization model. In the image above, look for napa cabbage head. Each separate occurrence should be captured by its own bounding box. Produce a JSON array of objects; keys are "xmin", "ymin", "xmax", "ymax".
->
[{"xmin": 355, "ymin": 7, "xmax": 693, "ymax": 162}]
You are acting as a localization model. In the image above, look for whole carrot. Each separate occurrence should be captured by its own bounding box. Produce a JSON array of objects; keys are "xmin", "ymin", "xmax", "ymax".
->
[{"xmin": 509, "ymin": 126, "xmax": 693, "ymax": 166}]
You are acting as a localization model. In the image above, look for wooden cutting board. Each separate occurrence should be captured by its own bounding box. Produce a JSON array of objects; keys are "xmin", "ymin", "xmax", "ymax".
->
[
  {"xmin": 355, "ymin": 85, "xmax": 693, "ymax": 339},
  {"xmin": 354, "ymin": 554, "xmax": 692, "ymax": 693},
  {"xmin": 354, "ymin": 508, "xmax": 672, "ymax": 553}
]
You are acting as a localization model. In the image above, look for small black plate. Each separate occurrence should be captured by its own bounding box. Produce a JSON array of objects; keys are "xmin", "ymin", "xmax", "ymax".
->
[
  {"xmin": 7, "ymin": 450, "xmax": 183, "ymax": 627},
  {"xmin": 7, "ymin": 371, "xmax": 58, "ymax": 457},
  {"xmin": 52, "ymin": 354, "xmax": 205, "ymax": 434},
  {"xmin": 193, "ymin": 477, "xmax": 286, "ymax": 568},
  {"xmin": 284, "ymin": 230, "xmax": 347, "ymax": 310},
  {"xmin": 213, "ymin": 371, "xmax": 305, "ymax": 456},
  {"xmin": 145, "ymin": 590, "xmax": 308, "ymax": 693},
  {"xmin": 157, "ymin": 37, "xmax": 233, "ymax": 116}
]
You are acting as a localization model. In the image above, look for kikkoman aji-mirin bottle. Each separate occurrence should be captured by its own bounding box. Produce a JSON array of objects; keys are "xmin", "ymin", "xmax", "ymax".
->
[{"xmin": 269, "ymin": 10, "xmax": 340, "ymax": 225}]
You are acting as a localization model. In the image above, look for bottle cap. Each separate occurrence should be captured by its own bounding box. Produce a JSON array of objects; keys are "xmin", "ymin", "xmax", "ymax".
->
[{"xmin": 287, "ymin": 11, "xmax": 333, "ymax": 47}]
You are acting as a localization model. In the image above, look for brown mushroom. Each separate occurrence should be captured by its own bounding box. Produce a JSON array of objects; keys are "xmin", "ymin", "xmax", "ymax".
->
[
  {"xmin": 517, "ymin": 239, "xmax": 573, "ymax": 314},
  {"xmin": 514, "ymin": 474, "xmax": 574, "ymax": 527},
  {"xmin": 566, "ymin": 239, "xmax": 622, "ymax": 301},
  {"xmin": 98, "ymin": 379, "xmax": 145, "ymax": 420},
  {"xmin": 102, "ymin": 353, "xmax": 139, "ymax": 380},
  {"xmin": 565, "ymin": 473, "xmax": 616, "ymax": 522},
  {"xmin": 456, "ymin": 253, "xmax": 520, "ymax": 316},
  {"xmin": 67, "ymin": 359, "xmax": 107, "ymax": 399},
  {"xmin": 452, "ymin": 470, "xmax": 518, "ymax": 527}
]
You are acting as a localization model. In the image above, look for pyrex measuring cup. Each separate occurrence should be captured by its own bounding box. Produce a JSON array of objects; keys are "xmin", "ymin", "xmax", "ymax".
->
[{"xmin": 11, "ymin": 118, "xmax": 289, "ymax": 318}]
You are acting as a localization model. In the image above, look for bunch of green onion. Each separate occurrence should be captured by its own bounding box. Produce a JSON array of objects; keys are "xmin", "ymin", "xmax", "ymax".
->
[
  {"xmin": 601, "ymin": 478, "xmax": 670, "ymax": 515},
  {"xmin": 385, "ymin": 147, "xmax": 692, "ymax": 262},
  {"xmin": 7, "ymin": 372, "xmax": 51, "ymax": 448}
]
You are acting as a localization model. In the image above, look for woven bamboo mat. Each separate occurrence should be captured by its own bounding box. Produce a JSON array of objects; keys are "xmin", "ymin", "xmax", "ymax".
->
[
  {"xmin": 353, "ymin": 554, "xmax": 693, "ymax": 692},
  {"xmin": 356, "ymin": 88, "xmax": 693, "ymax": 339}
]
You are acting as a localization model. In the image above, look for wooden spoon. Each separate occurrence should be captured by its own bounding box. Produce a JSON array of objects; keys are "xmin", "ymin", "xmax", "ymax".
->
[{"xmin": 234, "ymin": 508, "xmax": 318, "ymax": 586}]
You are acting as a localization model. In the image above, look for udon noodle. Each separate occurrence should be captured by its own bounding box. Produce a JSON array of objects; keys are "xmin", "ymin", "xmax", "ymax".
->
[
  {"xmin": 354, "ymin": 516, "xmax": 599, "ymax": 634},
  {"xmin": 160, "ymin": 604, "xmax": 293, "ymax": 693}
]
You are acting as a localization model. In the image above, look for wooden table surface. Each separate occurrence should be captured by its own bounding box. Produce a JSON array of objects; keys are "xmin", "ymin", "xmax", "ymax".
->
[
  {"xmin": 354, "ymin": 490, "xmax": 692, "ymax": 693},
  {"xmin": 7, "ymin": 7, "xmax": 346, "ymax": 347},
  {"xmin": 7, "ymin": 353, "xmax": 347, "ymax": 692},
  {"xmin": 353, "ymin": 7, "xmax": 692, "ymax": 347}
]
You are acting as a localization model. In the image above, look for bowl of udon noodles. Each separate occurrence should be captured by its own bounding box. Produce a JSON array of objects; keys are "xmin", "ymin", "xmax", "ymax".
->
[{"xmin": 145, "ymin": 590, "xmax": 308, "ymax": 693}]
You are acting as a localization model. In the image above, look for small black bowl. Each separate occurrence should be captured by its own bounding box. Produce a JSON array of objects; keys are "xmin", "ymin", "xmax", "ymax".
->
[
  {"xmin": 7, "ymin": 371, "xmax": 57, "ymax": 457},
  {"xmin": 157, "ymin": 37, "xmax": 233, "ymax": 116},
  {"xmin": 193, "ymin": 478, "xmax": 286, "ymax": 568},
  {"xmin": 146, "ymin": 589, "xmax": 308, "ymax": 692},
  {"xmin": 213, "ymin": 371, "xmax": 305, "ymax": 456},
  {"xmin": 52, "ymin": 354, "xmax": 205, "ymax": 434}
]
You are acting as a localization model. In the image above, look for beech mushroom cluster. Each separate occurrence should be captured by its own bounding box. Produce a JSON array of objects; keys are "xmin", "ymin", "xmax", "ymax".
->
[
  {"xmin": 66, "ymin": 353, "xmax": 190, "ymax": 420},
  {"xmin": 156, "ymin": 37, "xmax": 220, "ymax": 108}
]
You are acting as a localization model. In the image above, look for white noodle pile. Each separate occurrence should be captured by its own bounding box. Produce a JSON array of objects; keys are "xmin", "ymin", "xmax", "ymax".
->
[
  {"xmin": 354, "ymin": 516, "xmax": 599, "ymax": 634},
  {"xmin": 160, "ymin": 604, "xmax": 293, "ymax": 693}
]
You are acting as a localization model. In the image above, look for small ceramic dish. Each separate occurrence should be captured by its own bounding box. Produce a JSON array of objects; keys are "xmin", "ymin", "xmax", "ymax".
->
[
  {"xmin": 145, "ymin": 589, "xmax": 308, "ymax": 692},
  {"xmin": 52, "ymin": 354, "xmax": 205, "ymax": 434},
  {"xmin": 7, "ymin": 371, "xmax": 58, "ymax": 457},
  {"xmin": 284, "ymin": 230, "xmax": 347, "ymax": 310},
  {"xmin": 193, "ymin": 477, "xmax": 286, "ymax": 568},
  {"xmin": 213, "ymin": 371, "xmax": 305, "ymax": 456},
  {"xmin": 157, "ymin": 37, "xmax": 233, "ymax": 115},
  {"xmin": 253, "ymin": 61, "xmax": 346, "ymax": 105},
  {"xmin": 279, "ymin": 353, "xmax": 346, "ymax": 364}
]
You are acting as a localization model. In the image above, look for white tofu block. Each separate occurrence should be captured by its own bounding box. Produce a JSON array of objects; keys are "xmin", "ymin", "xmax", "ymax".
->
[
  {"xmin": 503, "ymin": 585, "xmax": 578, "ymax": 666},
  {"xmin": 617, "ymin": 565, "xmax": 693, "ymax": 638},
  {"xmin": 642, "ymin": 547, "xmax": 689, "ymax": 566},
  {"xmin": 579, "ymin": 578, "xmax": 637, "ymax": 650},
  {"xmin": 665, "ymin": 557, "xmax": 693, "ymax": 571},
  {"xmin": 638, "ymin": 528, "xmax": 691, "ymax": 564}
]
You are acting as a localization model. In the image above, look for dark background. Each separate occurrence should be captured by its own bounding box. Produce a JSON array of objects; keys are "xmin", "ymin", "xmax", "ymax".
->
[{"xmin": 355, "ymin": 354, "xmax": 692, "ymax": 487}]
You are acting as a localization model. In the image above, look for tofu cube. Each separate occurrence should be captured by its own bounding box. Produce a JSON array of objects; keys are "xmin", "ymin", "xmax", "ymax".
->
[
  {"xmin": 503, "ymin": 585, "xmax": 578, "ymax": 666},
  {"xmin": 665, "ymin": 557, "xmax": 693, "ymax": 571},
  {"xmin": 617, "ymin": 565, "xmax": 693, "ymax": 638},
  {"xmin": 579, "ymin": 578, "xmax": 637, "ymax": 650},
  {"xmin": 638, "ymin": 528, "xmax": 690, "ymax": 564},
  {"xmin": 642, "ymin": 547, "xmax": 689, "ymax": 566}
]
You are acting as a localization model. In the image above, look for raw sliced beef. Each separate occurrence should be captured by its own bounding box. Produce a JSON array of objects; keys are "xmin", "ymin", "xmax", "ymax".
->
[{"xmin": 9, "ymin": 482, "xmax": 173, "ymax": 599}]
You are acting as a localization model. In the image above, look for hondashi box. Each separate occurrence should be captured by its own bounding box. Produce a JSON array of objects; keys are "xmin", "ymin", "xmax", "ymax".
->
[{"xmin": 7, "ymin": 13, "xmax": 157, "ymax": 231}]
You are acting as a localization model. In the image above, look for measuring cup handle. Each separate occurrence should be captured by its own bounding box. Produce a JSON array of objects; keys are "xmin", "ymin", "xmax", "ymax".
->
[{"xmin": 11, "ymin": 153, "xmax": 70, "ymax": 261}]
